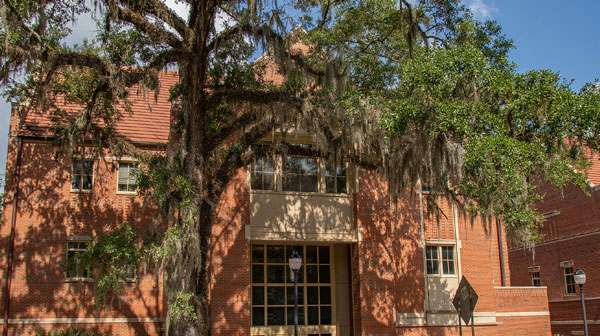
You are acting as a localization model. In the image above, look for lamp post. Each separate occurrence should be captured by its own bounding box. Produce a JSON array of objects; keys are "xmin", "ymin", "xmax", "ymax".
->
[
  {"xmin": 574, "ymin": 267, "xmax": 588, "ymax": 336},
  {"xmin": 289, "ymin": 249, "xmax": 302, "ymax": 336}
]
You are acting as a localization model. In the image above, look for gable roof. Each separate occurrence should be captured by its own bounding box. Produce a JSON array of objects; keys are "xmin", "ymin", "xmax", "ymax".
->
[{"xmin": 12, "ymin": 71, "xmax": 178, "ymax": 145}]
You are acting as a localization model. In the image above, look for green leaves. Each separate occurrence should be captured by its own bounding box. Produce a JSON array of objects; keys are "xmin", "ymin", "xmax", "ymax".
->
[
  {"xmin": 169, "ymin": 291, "xmax": 198, "ymax": 322},
  {"xmin": 69, "ymin": 224, "xmax": 142, "ymax": 309}
]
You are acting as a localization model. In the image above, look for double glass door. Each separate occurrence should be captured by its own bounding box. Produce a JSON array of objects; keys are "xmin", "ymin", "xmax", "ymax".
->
[{"xmin": 251, "ymin": 244, "xmax": 334, "ymax": 334}]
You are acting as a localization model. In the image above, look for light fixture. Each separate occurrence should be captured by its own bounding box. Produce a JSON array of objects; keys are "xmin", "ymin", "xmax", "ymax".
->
[
  {"xmin": 288, "ymin": 248, "xmax": 302, "ymax": 336},
  {"xmin": 574, "ymin": 267, "xmax": 586, "ymax": 286}
]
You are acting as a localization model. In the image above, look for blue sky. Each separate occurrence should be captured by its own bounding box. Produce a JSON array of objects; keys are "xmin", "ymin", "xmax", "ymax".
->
[{"xmin": 1, "ymin": 0, "xmax": 599, "ymax": 187}]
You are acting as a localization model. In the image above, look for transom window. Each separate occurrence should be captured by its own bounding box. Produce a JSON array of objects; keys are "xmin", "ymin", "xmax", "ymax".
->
[
  {"xmin": 251, "ymin": 244, "xmax": 333, "ymax": 327},
  {"xmin": 71, "ymin": 160, "xmax": 94, "ymax": 191},
  {"xmin": 66, "ymin": 241, "xmax": 90, "ymax": 280},
  {"xmin": 426, "ymin": 245, "xmax": 456, "ymax": 275},
  {"xmin": 563, "ymin": 267, "xmax": 576, "ymax": 295},
  {"xmin": 117, "ymin": 162, "xmax": 139, "ymax": 193}
]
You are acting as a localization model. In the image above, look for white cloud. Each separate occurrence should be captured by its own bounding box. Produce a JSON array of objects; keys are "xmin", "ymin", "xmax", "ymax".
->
[
  {"xmin": 163, "ymin": 1, "xmax": 232, "ymax": 33},
  {"xmin": 466, "ymin": 0, "xmax": 498, "ymax": 20},
  {"xmin": 164, "ymin": 0, "xmax": 190, "ymax": 21}
]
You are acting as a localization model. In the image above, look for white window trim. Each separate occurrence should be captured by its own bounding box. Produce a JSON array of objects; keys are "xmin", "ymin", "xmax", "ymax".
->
[
  {"xmin": 562, "ymin": 265, "xmax": 577, "ymax": 296},
  {"xmin": 116, "ymin": 161, "xmax": 139, "ymax": 195},
  {"xmin": 529, "ymin": 268, "xmax": 541, "ymax": 287},
  {"xmin": 65, "ymin": 240, "xmax": 93, "ymax": 282},
  {"xmin": 70, "ymin": 159, "xmax": 95, "ymax": 193},
  {"xmin": 248, "ymin": 144, "xmax": 351, "ymax": 195},
  {"xmin": 425, "ymin": 244, "xmax": 458, "ymax": 277}
]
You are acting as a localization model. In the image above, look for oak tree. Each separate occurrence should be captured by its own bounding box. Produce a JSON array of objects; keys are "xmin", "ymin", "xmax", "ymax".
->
[{"xmin": 1, "ymin": 0, "xmax": 599, "ymax": 335}]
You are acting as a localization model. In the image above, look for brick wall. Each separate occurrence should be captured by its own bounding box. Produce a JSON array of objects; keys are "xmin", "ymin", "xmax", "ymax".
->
[
  {"xmin": 509, "ymin": 169, "xmax": 600, "ymax": 336},
  {"xmin": 494, "ymin": 287, "xmax": 551, "ymax": 336},
  {"xmin": 1, "ymin": 137, "xmax": 552, "ymax": 335},
  {"xmin": 1, "ymin": 141, "xmax": 164, "ymax": 336},
  {"xmin": 354, "ymin": 171, "xmax": 424, "ymax": 335},
  {"xmin": 353, "ymin": 170, "xmax": 547, "ymax": 336},
  {"xmin": 209, "ymin": 169, "xmax": 251, "ymax": 335}
]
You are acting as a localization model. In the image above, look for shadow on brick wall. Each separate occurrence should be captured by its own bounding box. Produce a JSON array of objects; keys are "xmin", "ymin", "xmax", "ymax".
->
[{"xmin": 2, "ymin": 142, "xmax": 161, "ymax": 336}]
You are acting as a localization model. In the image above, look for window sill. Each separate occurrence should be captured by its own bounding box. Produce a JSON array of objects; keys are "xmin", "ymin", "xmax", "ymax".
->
[
  {"xmin": 250, "ymin": 189, "xmax": 351, "ymax": 198},
  {"xmin": 70, "ymin": 189, "xmax": 93, "ymax": 194},
  {"xmin": 64, "ymin": 278, "xmax": 94, "ymax": 283},
  {"xmin": 116, "ymin": 191, "xmax": 139, "ymax": 196},
  {"xmin": 426, "ymin": 274, "xmax": 459, "ymax": 278}
]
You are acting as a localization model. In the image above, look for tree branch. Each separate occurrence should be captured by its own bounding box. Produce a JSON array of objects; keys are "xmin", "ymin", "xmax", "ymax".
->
[
  {"xmin": 116, "ymin": 7, "xmax": 183, "ymax": 49},
  {"xmin": 207, "ymin": 88, "xmax": 303, "ymax": 108},
  {"xmin": 208, "ymin": 23, "xmax": 325, "ymax": 78},
  {"xmin": 115, "ymin": 0, "xmax": 189, "ymax": 37}
]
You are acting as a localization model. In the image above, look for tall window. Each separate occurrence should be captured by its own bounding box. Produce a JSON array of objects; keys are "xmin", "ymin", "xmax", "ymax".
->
[
  {"xmin": 66, "ymin": 241, "xmax": 90, "ymax": 280},
  {"xmin": 564, "ymin": 267, "xmax": 576, "ymax": 295},
  {"xmin": 283, "ymin": 156, "xmax": 318, "ymax": 192},
  {"xmin": 325, "ymin": 163, "xmax": 347, "ymax": 194},
  {"xmin": 250, "ymin": 144, "xmax": 275, "ymax": 191},
  {"xmin": 426, "ymin": 245, "xmax": 456, "ymax": 275},
  {"xmin": 531, "ymin": 271, "xmax": 541, "ymax": 287},
  {"xmin": 118, "ymin": 162, "xmax": 139, "ymax": 192},
  {"xmin": 251, "ymin": 244, "xmax": 332, "ymax": 327},
  {"xmin": 71, "ymin": 160, "xmax": 94, "ymax": 191}
]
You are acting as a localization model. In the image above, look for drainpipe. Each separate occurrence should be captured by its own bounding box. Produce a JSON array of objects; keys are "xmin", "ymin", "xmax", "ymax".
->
[
  {"xmin": 418, "ymin": 186, "xmax": 429, "ymax": 312},
  {"xmin": 3, "ymin": 135, "xmax": 23, "ymax": 336},
  {"xmin": 496, "ymin": 218, "xmax": 506, "ymax": 286}
]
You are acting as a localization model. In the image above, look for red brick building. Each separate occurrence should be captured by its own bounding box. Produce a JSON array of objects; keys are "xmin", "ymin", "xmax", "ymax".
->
[
  {"xmin": 509, "ymin": 155, "xmax": 600, "ymax": 336},
  {"xmin": 1, "ymin": 71, "xmax": 551, "ymax": 335}
]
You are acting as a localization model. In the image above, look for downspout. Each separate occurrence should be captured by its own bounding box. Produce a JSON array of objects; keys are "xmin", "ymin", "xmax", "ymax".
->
[
  {"xmin": 452, "ymin": 201, "xmax": 462, "ymax": 279},
  {"xmin": 3, "ymin": 135, "xmax": 23, "ymax": 336},
  {"xmin": 418, "ymin": 187, "xmax": 429, "ymax": 313},
  {"xmin": 496, "ymin": 218, "xmax": 506, "ymax": 286}
]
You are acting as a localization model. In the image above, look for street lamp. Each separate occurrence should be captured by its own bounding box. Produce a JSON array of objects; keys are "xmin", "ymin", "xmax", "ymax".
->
[
  {"xmin": 289, "ymin": 249, "xmax": 302, "ymax": 336},
  {"xmin": 574, "ymin": 267, "xmax": 588, "ymax": 336}
]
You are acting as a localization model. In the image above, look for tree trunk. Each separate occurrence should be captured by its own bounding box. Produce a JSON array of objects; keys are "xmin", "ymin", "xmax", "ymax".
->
[{"xmin": 166, "ymin": 55, "xmax": 215, "ymax": 335}]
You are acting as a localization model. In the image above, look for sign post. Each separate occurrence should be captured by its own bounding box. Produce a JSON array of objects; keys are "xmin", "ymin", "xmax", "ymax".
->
[
  {"xmin": 453, "ymin": 276, "xmax": 478, "ymax": 336},
  {"xmin": 458, "ymin": 305, "xmax": 463, "ymax": 336}
]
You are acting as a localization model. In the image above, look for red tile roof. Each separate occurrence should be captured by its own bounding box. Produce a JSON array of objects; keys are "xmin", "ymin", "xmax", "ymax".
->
[{"xmin": 16, "ymin": 71, "xmax": 178, "ymax": 145}]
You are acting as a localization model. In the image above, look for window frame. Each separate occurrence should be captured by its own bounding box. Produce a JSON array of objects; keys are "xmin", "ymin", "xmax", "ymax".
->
[
  {"xmin": 250, "ymin": 244, "xmax": 335, "ymax": 330},
  {"xmin": 325, "ymin": 162, "xmax": 347, "ymax": 194},
  {"xmin": 248, "ymin": 142, "xmax": 350, "ymax": 195},
  {"xmin": 116, "ymin": 161, "xmax": 139, "ymax": 195},
  {"xmin": 70, "ymin": 160, "xmax": 94, "ymax": 192},
  {"xmin": 528, "ymin": 266, "xmax": 541, "ymax": 287},
  {"xmin": 531, "ymin": 271, "xmax": 541, "ymax": 287},
  {"xmin": 563, "ymin": 266, "xmax": 576, "ymax": 295},
  {"xmin": 65, "ymin": 240, "xmax": 92, "ymax": 281},
  {"xmin": 282, "ymin": 154, "xmax": 320, "ymax": 193},
  {"xmin": 425, "ymin": 244, "xmax": 457, "ymax": 276}
]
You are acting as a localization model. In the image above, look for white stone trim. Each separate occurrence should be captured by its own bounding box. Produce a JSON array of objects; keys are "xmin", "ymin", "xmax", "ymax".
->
[
  {"xmin": 496, "ymin": 311, "xmax": 550, "ymax": 317},
  {"xmin": 494, "ymin": 286, "xmax": 547, "ymax": 289},
  {"xmin": 509, "ymin": 230, "xmax": 600, "ymax": 251},
  {"xmin": 548, "ymin": 296, "xmax": 600, "ymax": 303},
  {"xmin": 551, "ymin": 320, "xmax": 600, "ymax": 325},
  {"xmin": 6, "ymin": 317, "xmax": 164, "ymax": 324},
  {"xmin": 396, "ymin": 313, "xmax": 426, "ymax": 327},
  {"xmin": 396, "ymin": 312, "xmax": 498, "ymax": 327}
]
